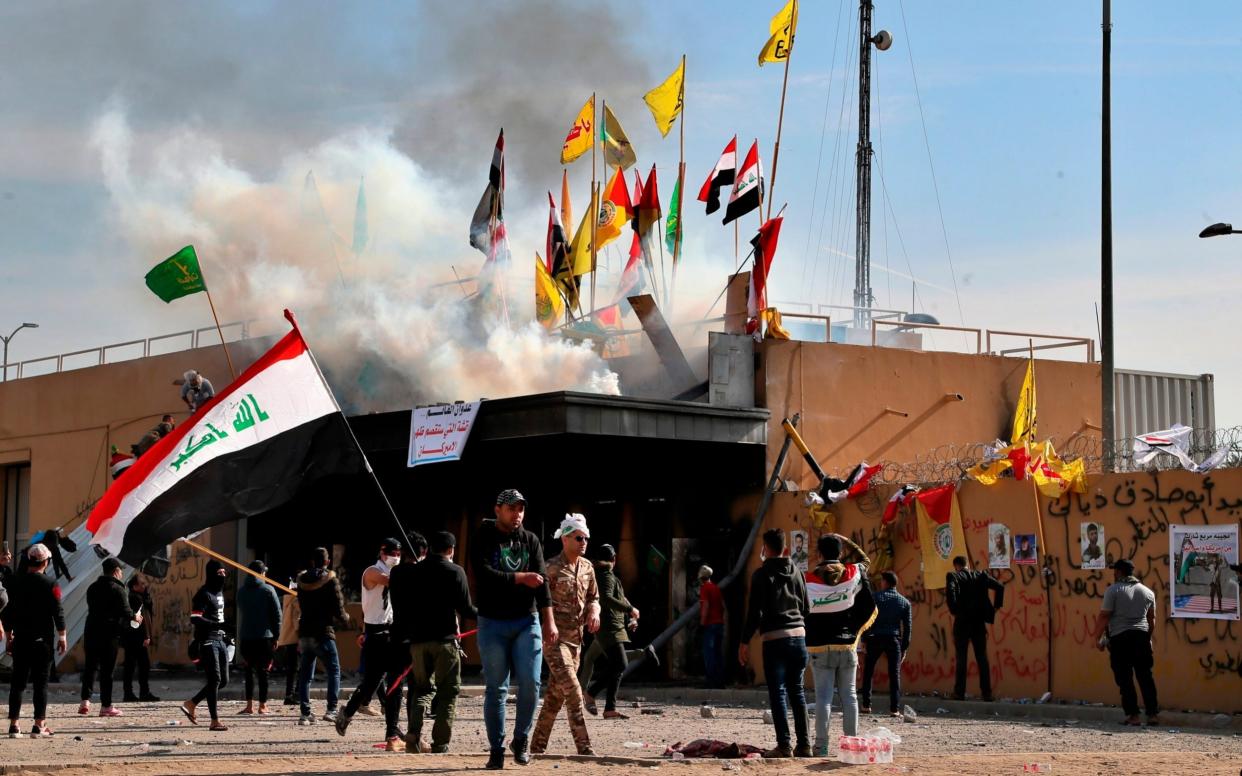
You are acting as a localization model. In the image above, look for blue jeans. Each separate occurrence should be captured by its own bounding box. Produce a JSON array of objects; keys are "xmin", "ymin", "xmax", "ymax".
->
[
  {"xmin": 297, "ymin": 636, "xmax": 341, "ymax": 716},
  {"xmin": 477, "ymin": 615, "xmax": 543, "ymax": 752},
  {"xmin": 810, "ymin": 649, "xmax": 859, "ymax": 755},
  {"xmin": 702, "ymin": 623, "xmax": 725, "ymax": 687},
  {"xmin": 761, "ymin": 636, "xmax": 809, "ymax": 748}
]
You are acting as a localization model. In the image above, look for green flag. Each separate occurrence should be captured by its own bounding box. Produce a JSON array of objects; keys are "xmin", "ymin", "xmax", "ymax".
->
[
  {"xmin": 146, "ymin": 245, "xmax": 206, "ymax": 303},
  {"xmin": 665, "ymin": 177, "xmax": 681, "ymax": 254}
]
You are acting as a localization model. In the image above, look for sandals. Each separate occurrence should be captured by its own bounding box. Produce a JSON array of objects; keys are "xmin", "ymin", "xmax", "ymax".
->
[
  {"xmin": 603, "ymin": 710, "xmax": 629, "ymax": 720},
  {"xmin": 209, "ymin": 721, "xmax": 229, "ymax": 732},
  {"xmin": 180, "ymin": 701, "xmax": 199, "ymax": 726}
]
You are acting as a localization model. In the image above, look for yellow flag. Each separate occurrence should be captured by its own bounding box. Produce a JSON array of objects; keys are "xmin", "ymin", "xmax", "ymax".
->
[
  {"xmin": 762, "ymin": 308, "xmax": 791, "ymax": 339},
  {"xmin": 1010, "ymin": 358, "xmax": 1037, "ymax": 445},
  {"xmin": 560, "ymin": 169, "xmax": 574, "ymax": 245},
  {"xmin": 594, "ymin": 166, "xmax": 632, "ymax": 249},
  {"xmin": 643, "ymin": 60, "xmax": 684, "ymax": 137},
  {"xmin": 1029, "ymin": 441, "xmax": 1088, "ymax": 499},
  {"xmin": 561, "ymin": 96, "xmax": 595, "ymax": 165},
  {"xmin": 535, "ymin": 254, "xmax": 563, "ymax": 330},
  {"xmin": 759, "ymin": 0, "xmax": 798, "ymax": 66},
  {"xmin": 567, "ymin": 186, "xmax": 598, "ymax": 277},
  {"xmin": 915, "ymin": 484, "xmax": 969, "ymax": 590},
  {"xmin": 602, "ymin": 104, "xmax": 637, "ymax": 169}
]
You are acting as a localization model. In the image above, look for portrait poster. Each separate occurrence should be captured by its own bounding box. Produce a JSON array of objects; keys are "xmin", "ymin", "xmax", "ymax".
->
[
  {"xmin": 1013, "ymin": 533, "xmax": 1038, "ymax": 565},
  {"xmin": 988, "ymin": 523, "xmax": 1011, "ymax": 569},
  {"xmin": 790, "ymin": 530, "xmax": 809, "ymax": 573},
  {"xmin": 1170, "ymin": 524, "xmax": 1239, "ymax": 620},
  {"xmin": 1080, "ymin": 522, "xmax": 1106, "ymax": 569}
]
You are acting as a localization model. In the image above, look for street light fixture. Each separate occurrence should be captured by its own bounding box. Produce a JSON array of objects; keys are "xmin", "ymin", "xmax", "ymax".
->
[
  {"xmin": 1, "ymin": 322, "xmax": 39, "ymax": 382},
  {"xmin": 1199, "ymin": 222, "xmax": 1241, "ymax": 238}
]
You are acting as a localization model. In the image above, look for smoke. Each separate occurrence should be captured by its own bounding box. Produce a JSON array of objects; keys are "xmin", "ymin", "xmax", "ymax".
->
[{"xmin": 90, "ymin": 107, "xmax": 619, "ymax": 410}]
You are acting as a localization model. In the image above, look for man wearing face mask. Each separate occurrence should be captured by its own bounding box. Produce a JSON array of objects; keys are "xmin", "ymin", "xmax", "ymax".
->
[
  {"xmin": 336, "ymin": 538, "xmax": 402, "ymax": 748},
  {"xmin": 182, "ymin": 560, "xmax": 230, "ymax": 731}
]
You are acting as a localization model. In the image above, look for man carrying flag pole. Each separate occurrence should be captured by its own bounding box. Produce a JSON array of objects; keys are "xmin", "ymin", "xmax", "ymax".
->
[{"xmin": 87, "ymin": 310, "xmax": 407, "ymax": 571}]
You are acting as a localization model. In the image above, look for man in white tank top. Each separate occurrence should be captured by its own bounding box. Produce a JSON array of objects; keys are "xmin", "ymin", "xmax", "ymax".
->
[{"xmin": 336, "ymin": 538, "xmax": 402, "ymax": 748}]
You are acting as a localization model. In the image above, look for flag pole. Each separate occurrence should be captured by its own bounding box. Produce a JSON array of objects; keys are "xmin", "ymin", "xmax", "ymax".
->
[
  {"xmin": 196, "ymin": 259, "xmax": 237, "ymax": 382},
  {"xmin": 590, "ymin": 94, "xmax": 599, "ymax": 315},
  {"xmin": 670, "ymin": 54, "xmax": 687, "ymax": 313},
  {"xmin": 282, "ymin": 309, "xmax": 408, "ymax": 541},
  {"xmin": 181, "ymin": 537, "xmax": 295, "ymax": 596},
  {"xmin": 766, "ymin": 3, "xmax": 796, "ymax": 221}
]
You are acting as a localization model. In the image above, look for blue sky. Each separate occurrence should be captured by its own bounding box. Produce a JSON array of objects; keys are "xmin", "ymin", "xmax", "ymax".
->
[{"xmin": 1, "ymin": 1, "xmax": 1240, "ymax": 428}]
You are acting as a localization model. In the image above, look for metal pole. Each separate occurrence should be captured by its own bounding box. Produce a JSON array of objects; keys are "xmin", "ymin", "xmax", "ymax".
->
[
  {"xmin": 853, "ymin": 0, "xmax": 874, "ymax": 330},
  {"xmin": 623, "ymin": 415, "xmax": 799, "ymax": 677},
  {"xmin": 1101, "ymin": 0, "xmax": 1115, "ymax": 471}
]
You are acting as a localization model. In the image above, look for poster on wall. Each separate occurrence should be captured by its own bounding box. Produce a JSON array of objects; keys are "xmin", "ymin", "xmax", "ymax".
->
[
  {"xmin": 407, "ymin": 401, "xmax": 481, "ymax": 467},
  {"xmin": 1013, "ymin": 533, "xmax": 1038, "ymax": 565},
  {"xmin": 790, "ymin": 530, "xmax": 809, "ymax": 573},
  {"xmin": 1080, "ymin": 522, "xmax": 1106, "ymax": 569},
  {"xmin": 1170, "ymin": 524, "xmax": 1239, "ymax": 620},
  {"xmin": 988, "ymin": 523, "xmax": 1011, "ymax": 569}
]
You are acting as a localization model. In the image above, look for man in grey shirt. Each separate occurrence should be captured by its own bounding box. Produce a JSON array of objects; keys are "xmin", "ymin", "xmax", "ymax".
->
[
  {"xmin": 1096, "ymin": 559, "xmax": 1158, "ymax": 726},
  {"xmin": 181, "ymin": 370, "xmax": 215, "ymax": 412}
]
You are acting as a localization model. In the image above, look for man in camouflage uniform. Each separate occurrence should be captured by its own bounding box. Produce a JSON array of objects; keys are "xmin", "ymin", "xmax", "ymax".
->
[{"xmin": 530, "ymin": 513, "xmax": 600, "ymax": 755}]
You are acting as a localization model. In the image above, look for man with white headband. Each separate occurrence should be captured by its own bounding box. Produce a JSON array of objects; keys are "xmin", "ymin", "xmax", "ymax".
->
[{"xmin": 530, "ymin": 513, "xmax": 600, "ymax": 756}]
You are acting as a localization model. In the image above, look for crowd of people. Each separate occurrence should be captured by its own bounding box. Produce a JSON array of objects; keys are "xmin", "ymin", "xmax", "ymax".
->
[{"xmin": 0, "ymin": 494, "xmax": 1164, "ymax": 758}]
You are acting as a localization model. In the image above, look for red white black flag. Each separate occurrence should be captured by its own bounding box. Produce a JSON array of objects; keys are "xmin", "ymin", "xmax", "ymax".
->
[
  {"xmin": 469, "ymin": 129, "xmax": 509, "ymax": 264},
  {"xmin": 87, "ymin": 313, "xmax": 365, "ymax": 566},
  {"xmin": 698, "ymin": 136, "xmax": 737, "ymax": 215},
  {"xmin": 722, "ymin": 140, "xmax": 762, "ymax": 225}
]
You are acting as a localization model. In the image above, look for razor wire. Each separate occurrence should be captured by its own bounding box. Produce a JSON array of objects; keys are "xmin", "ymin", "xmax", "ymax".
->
[{"xmin": 813, "ymin": 425, "xmax": 1242, "ymax": 488}]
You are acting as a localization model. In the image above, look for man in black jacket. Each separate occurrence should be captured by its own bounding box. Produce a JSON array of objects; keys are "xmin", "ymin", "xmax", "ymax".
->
[
  {"xmin": 402, "ymin": 530, "xmax": 476, "ymax": 753},
  {"xmin": 80, "ymin": 558, "xmax": 141, "ymax": 717},
  {"xmin": 740, "ymin": 529, "xmax": 811, "ymax": 759},
  {"xmin": 122, "ymin": 575, "xmax": 158, "ymax": 702},
  {"xmin": 945, "ymin": 556, "xmax": 1005, "ymax": 701},
  {"xmin": 182, "ymin": 560, "xmax": 230, "ymax": 731},
  {"xmin": 4, "ymin": 543, "xmax": 66, "ymax": 738},
  {"xmin": 296, "ymin": 547, "xmax": 352, "ymax": 725},
  {"xmin": 472, "ymin": 488, "xmax": 554, "ymax": 769}
]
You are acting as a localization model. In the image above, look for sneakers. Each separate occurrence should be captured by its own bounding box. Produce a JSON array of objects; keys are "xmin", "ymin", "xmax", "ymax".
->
[
  {"xmin": 486, "ymin": 749, "xmax": 505, "ymax": 770},
  {"xmin": 99, "ymin": 706, "xmax": 122, "ymax": 717},
  {"xmin": 322, "ymin": 709, "xmax": 338, "ymax": 723},
  {"xmin": 384, "ymin": 736, "xmax": 403, "ymax": 752},
  {"xmin": 793, "ymin": 743, "xmax": 813, "ymax": 758},
  {"xmin": 334, "ymin": 712, "xmax": 352, "ymax": 737},
  {"xmin": 356, "ymin": 702, "xmax": 379, "ymax": 717},
  {"xmin": 123, "ymin": 694, "xmax": 141, "ymax": 703},
  {"xmin": 297, "ymin": 713, "xmax": 316, "ymax": 726},
  {"xmin": 8, "ymin": 723, "xmax": 22, "ymax": 739},
  {"xmin": 283, "ymin": 695, "xmax": 298, "ymax": 707},
  {"xmin": 577, "ymin": 747, "xmax": 596, "ymax": 756},
  {"xmin": 859, "ymin": 705, "xmax": 872, "ymax": 714},
  {"xmin": 763, "ymin": 744, "xmax": 793, "ymax": 758},
  {"xmin": 431, "ymin": 743, "xmax": 450, "ymax": 754},
  {"xmin": 139, "ymin": 693, "xmax": 161, "ymax": 702},
  {"xmin": 30, "ymin": 723, "xmax": 53, "ymax": 738},
  {"xmin": 510, "ymin": 736, "xmax": 531, "ymax": 765},
  {"xmin": 77, "ymin": 701, "xmax": 90, "ymax": 715}
]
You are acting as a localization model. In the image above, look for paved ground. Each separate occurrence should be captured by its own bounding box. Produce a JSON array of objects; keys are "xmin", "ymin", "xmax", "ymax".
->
[{"xmin": 1, "ymin": 680, "xmax": 1240, "ymax": 775}]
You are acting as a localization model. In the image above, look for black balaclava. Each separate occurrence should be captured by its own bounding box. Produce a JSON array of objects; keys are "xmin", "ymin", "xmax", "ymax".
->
[{"xmin": 205, "ymin": 559, "xmax": 227, "ymax": 593}]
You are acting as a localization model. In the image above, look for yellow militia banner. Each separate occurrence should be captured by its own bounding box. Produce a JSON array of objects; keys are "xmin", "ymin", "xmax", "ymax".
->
[
  {"xmin": 915, "ymin": 483, "xmax": 969, "ymax": 590},
  {"xmin": 643, "ymin": 60, "xmax": 684, "ymax": 137},
  {"xmin": 561, "ymin": 95, "xmax": 595, "ymax": 165},
  {"xmin": 758, "ymin": 0, "xmax": 798, "ymax": 66}
]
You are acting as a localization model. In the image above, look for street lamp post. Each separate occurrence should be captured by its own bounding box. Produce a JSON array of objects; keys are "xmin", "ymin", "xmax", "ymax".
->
[
  {"xmin": 1, "ymin": 322, "xmax": 39, "ymax": 382},
  {"xmin": 1199, "ymin": 222, "xmax": 1242, "ymax": 239}
]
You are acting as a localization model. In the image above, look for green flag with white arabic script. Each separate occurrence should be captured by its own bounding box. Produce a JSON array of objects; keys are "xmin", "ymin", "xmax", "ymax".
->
[
  {"xmin": 665, "ymin": 177, "xmax": 681, "ymax": 254},
  {"xmin": 146, "ymin": 245, "xmax": 206, "ymax": 303}
]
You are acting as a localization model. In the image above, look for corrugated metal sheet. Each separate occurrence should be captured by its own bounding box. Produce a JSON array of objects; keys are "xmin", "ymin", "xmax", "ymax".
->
[{"xmin": 1114, "ymin": 369, "xmax": 1215, "ymax": 440}]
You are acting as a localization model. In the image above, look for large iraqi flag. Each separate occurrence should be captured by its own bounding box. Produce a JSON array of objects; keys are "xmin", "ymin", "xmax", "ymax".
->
[{"xmin": 88, "ymin": 312, "xmax": 365, "ymax": 565}]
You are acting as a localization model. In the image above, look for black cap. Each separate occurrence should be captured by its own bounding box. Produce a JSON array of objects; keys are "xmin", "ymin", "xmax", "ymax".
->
[
  {"xmin": 597, "ymin": 543, "xmax": 617, "ymax": 561},
  {"xmin": 381, "ymin": 537, "xmax": 403, "ymax": 554},
  {"xmin": 496, "ymin": 488, "xmax": 526, "ymax": 506},
  {"xmin": 1112, "ymin": 558, "xmax": 1135, "ymax": 575}
]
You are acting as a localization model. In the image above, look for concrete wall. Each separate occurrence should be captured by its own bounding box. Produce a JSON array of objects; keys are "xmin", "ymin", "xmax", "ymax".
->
[
  {"xmin": 742, "ymin": 468, "xmax": 1242, "ymax": 712},
  {"xmin": 757, "ymin": 339, "xmax": 1103, "ymax": 483}
]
